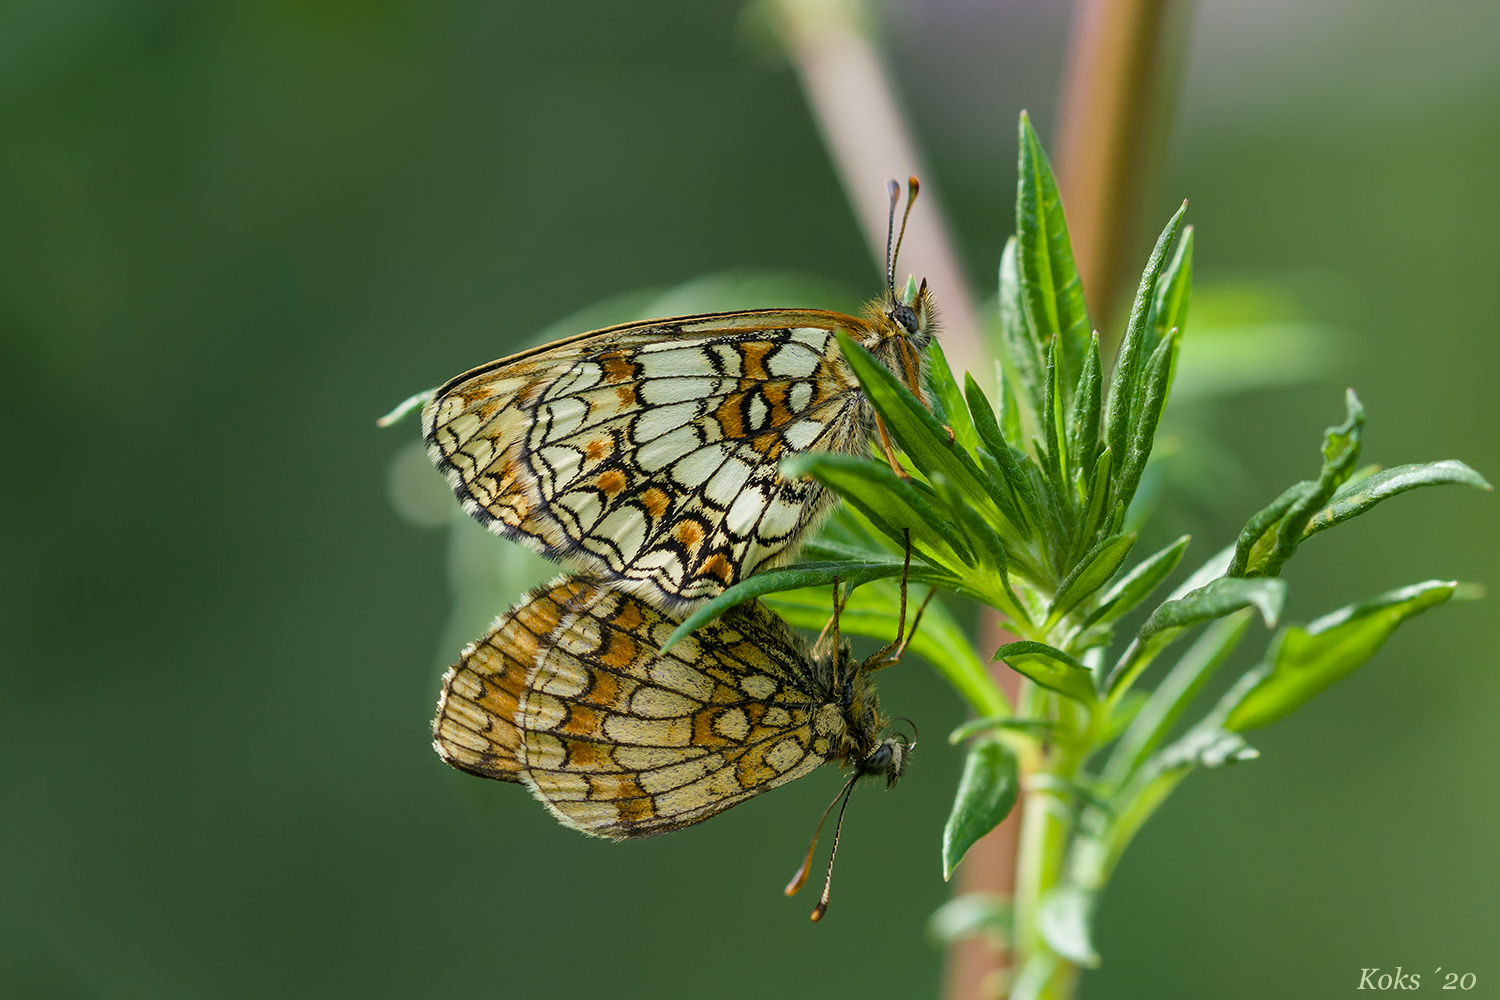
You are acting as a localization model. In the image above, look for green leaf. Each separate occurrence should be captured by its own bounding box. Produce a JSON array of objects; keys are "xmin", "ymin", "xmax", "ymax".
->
[
  {"xmin": 764, "ymin": 581, "xmax": 1009, "ymax": 717},
  {"xmin": 1103, "ymin": 203, "xmax": 1188, "ymax": 466},
  {"xmin": 1038, "ymin": 886, "xmax": 1099, "ymax": 968},
  {"xmin": 997, "ymin": 235, "xmax": 1045, "ymax": 412},
  {"xmin": 1228, "ymin": 482, "xmax": 1310, "ymax": 577},
  {"xmin": 1225, "ymin": 580, "xmax": 1459, "ymax": 731},
  {"xmin": 1142, "ymin": 576, "xmax": 1286, "ymax": 641},
  {"xmin": 1040, "ymin": 336, "xmax": 1069, "ymax": 503},
  {"xmin": 1302, "ymin": 460, "xmax": 1492, "ymax": 539},
  {"xmin": 1106, "ymin": 576, "xmax": 1286, "ymax": 695},
  {"xmin": 1075, "ymin": 446, "xmax": 1114, "ymax": 549},
  {"xmin": 1231, "ymin": 389, "xmax": 1366, "ymax": 577},
  {"xmin": 942, "ymin": 740, "xmax": 1020, "ymax": 880},
  {"xmin": 659, "ymin": 560, "xmax": 903, "ymax": 652},
  {"xmin": 1017, "ymin": 111, "xmax": 1091, "ymax": 404},
  {"xmin": 1114, "ymin": 328, "xmax": 1181, "ymax": 516},
  {"xmin": 1066, "ymin": 333, "xmax": 1103, "ymax": 484},
  {"xmin": 1086, "ymin": 534, "xmax": 1190, "ymax": 626},
  {"xmin": 930, "ymin": 473, "xmax": 1012, "ymax": 584},
  {"xmin": 927, "ymin": 893, "xmax": 1012, "ymax": 946},
  {"xmin": 783, "ymin": 451, "xmax": 973, "ymax": 566},
  {"xmin": 836, "ymin": 334, "xmax": 995, "ymax": 518},
  {"xmin": 1145, "ymin": 224, "xmax": 1194, "ymax": 355},
  {"xmin": 966, "ymin": 373, "xmax": 1041, "ymax": 529},
  {"xmin": 1049, "ymin": 532, "xmax": 1136, "ymax": 622},
  {"xmin": 1103, "ymin": 609, "xmax": 1253, "ymax": 787},
  {"xmin": 925, "ymin": 341, "xmax": 979, "ymax": 453},
  {"xmin": 996, "ymin": 641, "xmax": 1097, "ymax": 703}
]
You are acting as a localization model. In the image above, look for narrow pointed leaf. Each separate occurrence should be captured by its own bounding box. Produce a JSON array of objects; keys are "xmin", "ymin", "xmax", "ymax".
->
[
  {"xmin": 1050, "ymin": 532, "xmax": 1136, "ymax": 621},
  {"xmin": 1115, "ymin": 329, "xmax": 1180, "ymax": 514},
  {"xmin": 998, "ymin": 235, "xmax": 1044, "ymax": 411},
  {"xmin": 1086, "ymin": 534, "xmax": 1190, "ymax": 625},
  {"xmin": 967, "ymin": 373, "xmax": 1041, "ymax": 525},
  {"xmin": 1040, "ymin": 337, "xmax": 1069, "ymax": 505},
  {"xmin": 996, "ymin": 641, "xmax": 1097, "ymax": 703},
  {"xmin": 1262, "ymin": 389, "xmax": 1364, "ymax": 574},
  {"xmin": 1067, "ymin": 332, "xmax": 1103, "ymax": 480},
  {"xmin": 1145, "ymin": 225, "xmax": 1194, "ymax": 357},
  {"xmin": 1107, "ymin": 576, "xmax": 1285, "ymax": 695},
  {"xmin": 925, "ymin": 341, "xmax": 979, "ymax": 452},
  {"xmin": 1302, "ymin": 460, "xmax": 1492, "ymax": 539},
  {"xmin": 1143, "ymin": 576, "xmax": 1286, "ymax": 640},
  {"xmin": 783, "ymin": 451, "xmax": 973, "ymax": 565},
  {"xmin": 1229, "ymin": 482, "xmax": 1310, "ymax": 577},
  {"xmin": 1104, "ymin": 609, "xmax": 1253, "ymax": 787},
  {"xmin": 764, "ymin": 581, "xmax": 1008, "ymax": 717},
  {"xmin": 1076, "ymin": 446, "xmax": 1114, "ymax": 548},
  {"xmin": 1104, "ymin": 203, "xmax": 1187, "ymax": 463},
  {"xmin": 943, "ymin": 740, "xmax": 1020, "ymax": 880},
  {"xmin": 660, "ymin": 560, "xmax": 904, "ymax": 651},
  {"xmin": 837, "ymin": 334, "xmax": 993, "ymax": 509},
  {"xmin": 1225, "ymin": 580, "xmax": 1459, "ymax": 731},
  {"xmin": 1017, "ymin": 111, "xmax": 1091, "ymax": 402}
]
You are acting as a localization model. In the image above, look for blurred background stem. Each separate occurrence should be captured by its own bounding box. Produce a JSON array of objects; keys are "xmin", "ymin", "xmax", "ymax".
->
[{"xmin": 769, "ymin": 0, "xmax": 1193, "ymax": 996}]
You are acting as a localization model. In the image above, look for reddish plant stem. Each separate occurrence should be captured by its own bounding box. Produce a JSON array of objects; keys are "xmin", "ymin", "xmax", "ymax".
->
[{"xmin": 1055, "ymin": 0, "xmax": 1195, "ymax": 340}]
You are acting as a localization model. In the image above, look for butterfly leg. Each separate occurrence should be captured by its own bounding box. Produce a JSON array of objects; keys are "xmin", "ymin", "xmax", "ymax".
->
[
  {"xmin": 861, "ymin": 530, "xmax": 913, "ymax": 669},
  {"xmin": 870, "ymin": 588, "xmax": 937, "ymax": 670},
  {"xmin": 873, "ymin": 414, "xmax": 909, "ymax": 479}
]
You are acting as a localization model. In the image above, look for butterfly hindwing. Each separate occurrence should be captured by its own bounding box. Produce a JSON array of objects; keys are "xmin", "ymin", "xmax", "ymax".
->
[
  {"xmin": 423, "ymin": 311, "xmax": 876, "ymax": 613},
  {"xmin": 433, "ymin": 576, "xmax": 858, "ymax": 838}
]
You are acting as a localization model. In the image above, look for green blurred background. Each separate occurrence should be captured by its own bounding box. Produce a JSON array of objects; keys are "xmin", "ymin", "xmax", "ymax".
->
[{"xmin": 2, "ymin": 1, "xmax": 1496, "ymax": 997}]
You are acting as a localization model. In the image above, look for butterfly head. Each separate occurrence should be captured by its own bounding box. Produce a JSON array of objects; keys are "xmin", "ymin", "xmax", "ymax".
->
[
  {"xmin": 856, "ymin": 719, "xmax": 917, "ymax": 789},
  {"xmin": 871, "ymin": 177, "xmax": 939, "ymax": 394},
  {"xmin": 888, "ymin": 277, "xmax": 937, "ymax": 352}
]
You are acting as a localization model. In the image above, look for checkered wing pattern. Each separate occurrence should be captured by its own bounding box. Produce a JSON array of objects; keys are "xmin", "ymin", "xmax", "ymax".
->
[
  {"xmin": 422, "ymin": 310, "xmax": 876, "ymax": 613},
  {"xmin": 433, "ymin": 576, "xmax": 854, "ymax": 838}
]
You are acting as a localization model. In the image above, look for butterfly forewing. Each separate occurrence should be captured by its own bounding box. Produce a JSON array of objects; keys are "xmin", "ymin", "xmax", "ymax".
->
[
  {"xmin": 434, "ymin": 575, "xmax": 867, "ymax": 839},
  {"xmin": 423, "ymin": 311, "xmax": 877, "ymax": 612}
]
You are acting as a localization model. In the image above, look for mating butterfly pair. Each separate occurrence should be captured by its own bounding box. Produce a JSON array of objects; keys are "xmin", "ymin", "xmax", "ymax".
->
[{"xmin": 422, "ymin": 180, "xmax": 936, "ymax": 918}]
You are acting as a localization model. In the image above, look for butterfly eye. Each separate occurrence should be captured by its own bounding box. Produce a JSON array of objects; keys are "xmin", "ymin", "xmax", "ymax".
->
[{"xmin": 891, "ymin": 303, "xmax": 919, "ymax": 336}]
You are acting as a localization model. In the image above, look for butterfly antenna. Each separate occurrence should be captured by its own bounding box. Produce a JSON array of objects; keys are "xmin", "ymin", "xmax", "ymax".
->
[
  {"xmin": 884, "ymin": 178, "xmax": 902, "ymax": 298},
  {"xmin": 785, "ymin": 771, "xmax": 859, "ymax": 899},
  {"xmin": 889, "ymin": 176, "xmax": 921, "ymax": 300},
  {"xmin": 809, "ymin": 775, "xmax": 859, "ymax": 921}
]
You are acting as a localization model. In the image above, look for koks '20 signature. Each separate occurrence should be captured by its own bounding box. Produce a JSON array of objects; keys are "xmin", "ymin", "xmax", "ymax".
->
[{"xmin": 1359, "ymin": 968, "xmax": 1477, "ymax": 990}]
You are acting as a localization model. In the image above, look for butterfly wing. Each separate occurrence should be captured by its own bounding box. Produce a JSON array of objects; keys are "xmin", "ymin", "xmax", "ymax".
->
[
  {"xmin": 422, "ymin": 310, "xmax": 875, "ymax": 613},
  {"xmin": 434, "ymin": 576, "xmax": 846, "ymax": 839}
]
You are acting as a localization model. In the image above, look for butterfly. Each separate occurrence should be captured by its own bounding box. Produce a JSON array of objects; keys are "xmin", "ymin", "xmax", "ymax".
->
[
  {"xmin": 432, "ymin": 569, "xmax": 929, "ymax": 919},
  {"xmin": 421, "ymin": 179, "xmax": 936, "ymax": 614}
]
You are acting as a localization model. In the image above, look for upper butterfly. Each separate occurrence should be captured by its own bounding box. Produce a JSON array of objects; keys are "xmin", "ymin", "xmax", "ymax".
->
[{"xmin": 422, "ymin": 179, "xmax": 937, "ymax": 613}]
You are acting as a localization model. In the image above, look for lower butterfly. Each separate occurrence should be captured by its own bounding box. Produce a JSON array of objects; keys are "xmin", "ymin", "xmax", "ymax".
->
[
  {"xmin": 421, "ymin": 179, "xmax": 936, "ymax": 613},
  {"xmin": 433, "ymin": 571, "xmax": 928, "ymax": 919}
]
